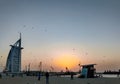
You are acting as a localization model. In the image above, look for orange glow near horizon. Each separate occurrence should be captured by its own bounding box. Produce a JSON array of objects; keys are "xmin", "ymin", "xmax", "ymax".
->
[{"xmin": 54, "ymin": 54, "xmax": 80, "ymax": 70}]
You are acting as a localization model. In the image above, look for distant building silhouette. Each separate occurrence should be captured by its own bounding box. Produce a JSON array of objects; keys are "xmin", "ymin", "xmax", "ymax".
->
[{"xmin": 5, "ymin": 33, "xmax": 23, "ymax": 73}]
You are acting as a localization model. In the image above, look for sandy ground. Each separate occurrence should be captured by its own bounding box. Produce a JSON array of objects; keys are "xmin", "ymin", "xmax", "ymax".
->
[{"xmin": 0, "ymin": 76, "xmax": 120, "ymax": 84}]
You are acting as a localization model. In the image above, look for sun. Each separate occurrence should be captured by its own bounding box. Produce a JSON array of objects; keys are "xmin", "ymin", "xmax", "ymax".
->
[{"xmin": 54, "ymin": 54, "xmax": 79, "ymax": 70}]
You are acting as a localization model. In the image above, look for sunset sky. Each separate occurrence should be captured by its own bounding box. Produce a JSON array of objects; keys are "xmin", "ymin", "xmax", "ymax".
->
[{"xmin": 0, "ymin": 0, "xmax": 120, "ymax": 72}]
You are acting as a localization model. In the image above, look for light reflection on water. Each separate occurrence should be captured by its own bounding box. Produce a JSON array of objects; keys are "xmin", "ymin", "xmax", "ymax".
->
[
  {"xmin": 102, "ymin": 74, "xmax": 119, "ymax": 78},
  {"xmin": 61, "ymin": 74, "xmax": 119, "ymax": 78}
]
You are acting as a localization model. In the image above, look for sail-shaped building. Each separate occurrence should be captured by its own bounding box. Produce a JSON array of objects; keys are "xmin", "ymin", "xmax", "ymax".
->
[{"xmin": 5, "ymin": 34, "xmax": 23, "ymax": 73}]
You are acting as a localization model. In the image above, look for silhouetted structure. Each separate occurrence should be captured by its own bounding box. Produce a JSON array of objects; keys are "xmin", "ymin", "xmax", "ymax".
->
[
  {"xmin": 70, "ymin": 72, "xmax": 74, "ymax": 80},
  {"xmin": 81, "ymin": 64, "xmax": 96, "ymax": 78},
  {"xmin": 103, "ymin": 69, "xmax": 120, "ymax": 75},
  {"xmin": 38, "ymin": 72, "xmax": 41, "ymax": 81},
  {"xmin": 5, "ymin": 34, "xmax": 23, "ymax": 73},
  {"xmin": 45, "ymin": 72, "xmax": 49, "ymax": 84}
]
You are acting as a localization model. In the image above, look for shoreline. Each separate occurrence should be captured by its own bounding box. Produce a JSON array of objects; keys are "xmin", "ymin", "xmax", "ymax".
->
[{"xmin": 0, "ymin": 76, "xmax": 120, "ymax": 84}]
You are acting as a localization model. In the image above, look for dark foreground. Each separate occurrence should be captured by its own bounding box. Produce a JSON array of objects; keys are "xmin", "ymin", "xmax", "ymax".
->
[{"xmin": 0, "ymin": 76, "xmax": 120, "ymax": 84}]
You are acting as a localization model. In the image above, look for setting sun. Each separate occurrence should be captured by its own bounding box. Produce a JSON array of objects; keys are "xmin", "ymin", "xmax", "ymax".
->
[{"xmin": 54, "ymin": 54, "xmax": 80, "ymax": 70}]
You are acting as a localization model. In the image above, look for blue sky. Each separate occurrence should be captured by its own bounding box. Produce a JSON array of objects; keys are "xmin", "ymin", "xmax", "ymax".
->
[{"xmin": 0, "ymin": 0, "xmax": 120, "ymax": 72}]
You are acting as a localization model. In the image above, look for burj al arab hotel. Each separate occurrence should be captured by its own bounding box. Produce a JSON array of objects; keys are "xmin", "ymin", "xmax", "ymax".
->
[{"xmin": 5, "ymin": 34, "xmax": 23, "ymax": 73}]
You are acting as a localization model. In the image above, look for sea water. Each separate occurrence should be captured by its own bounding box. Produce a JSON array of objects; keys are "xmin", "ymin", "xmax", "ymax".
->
[
  {"xmin": 102, "ymin": 74, "xmax": 119, "ymax": 78},
  {"xmin": 61, "ymin": 74, "xmax": 119, "ymax": 78}
]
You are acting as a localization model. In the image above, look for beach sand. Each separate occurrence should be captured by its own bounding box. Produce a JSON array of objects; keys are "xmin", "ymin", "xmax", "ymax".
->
[{"xmin": 0, "ymin": 76, "xmax": 120, "ymax": 84}]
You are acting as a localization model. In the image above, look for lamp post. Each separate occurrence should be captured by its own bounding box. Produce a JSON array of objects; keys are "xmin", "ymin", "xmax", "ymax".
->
[
  {"xmin": 0, "ymin": 56, "xmax": 2, "ymax": 72},
  {"xmin": 78, "ymin": 63, "xmax": 81, "ymax": 73}
]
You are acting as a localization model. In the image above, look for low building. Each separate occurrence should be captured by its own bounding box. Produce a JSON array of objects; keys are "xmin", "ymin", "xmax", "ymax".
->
[{"xmin": 81, "ymin": 64, "xmax": 96, "ymax": 78}]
